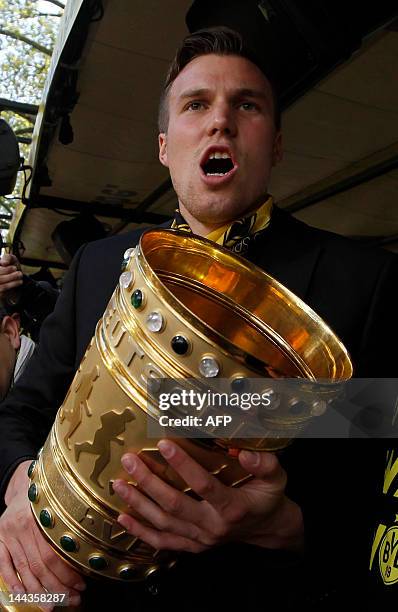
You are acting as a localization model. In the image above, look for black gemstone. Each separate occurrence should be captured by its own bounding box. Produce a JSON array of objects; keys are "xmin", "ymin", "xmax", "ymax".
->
[
  {"xmin": 27, "ymin": 460, "xmax": 36, "ymax": 478},
  {"xmin": 60, "ymin": 535, "xmax": 78, "ymax": 553},
  {"xmin": 289, "ymin": 401, "xmax": 307, "ymax": 415},
  {"xmin": 121, "ymin": 258, "xmax": 129, "ymax": 272},
  {"xmin": 40, "ymin": 509, "xmax": 53, "ymax": 528},
  {"xmin": 119, "ymin": 566, "xmax": 136, "ymax": 580},
  {"xmin": 89, "ymin": 555, "xmax": 108, "ymax": 571},
  {"xmin": 171, "ymin": 335, "xmax": 189, "ymax": 355},
  {"xmin": 231, "ymin": 377, "xmax": 248, "ymax": 393},
  {"xmin": 28, "ymin": 483, "xmax": 38, "ymax": 502}
]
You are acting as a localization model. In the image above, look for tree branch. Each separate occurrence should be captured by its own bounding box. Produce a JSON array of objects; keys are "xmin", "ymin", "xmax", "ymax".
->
[
  {"xmin": 15, "ymin": 127, "xmax": 34, "ymax": 135},
  {"xmin": 37, "ymin": 0, "xmax": 65, "ymax": 9},
  {"xmin": 0, "ymin": 28, "xmax": 52, "ymax": 56}
]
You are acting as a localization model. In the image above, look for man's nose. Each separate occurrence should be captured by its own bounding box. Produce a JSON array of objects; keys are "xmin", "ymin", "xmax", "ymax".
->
[{"xmin": 206, "ymin": 104, "xmax": 237, "ymax": 137}]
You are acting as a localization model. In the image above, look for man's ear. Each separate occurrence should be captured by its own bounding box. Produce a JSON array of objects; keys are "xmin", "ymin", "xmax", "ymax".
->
[
  {"xmin": 158, "ymin": 133, "xmax": 169, "ymax": 168},
  {"xmin": 1, "ymin": 315, "xmax": 20, "ymax": 350},
  {"xmin": 272, "ymin": 131, "xmax": 283, "ymax": 166}
]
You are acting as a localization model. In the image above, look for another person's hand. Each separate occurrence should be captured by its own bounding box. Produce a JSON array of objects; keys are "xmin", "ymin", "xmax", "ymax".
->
[
  {"xmin": 0, "ymin": 461, "xmax": 86, "ymax": 609},
  {"xmin": 0, "ymin": 254, "xmax": 23, "ymax": 298},
  {"xmin": 113, "ymin": 440, "xmax": 304, "ymax": 554}
]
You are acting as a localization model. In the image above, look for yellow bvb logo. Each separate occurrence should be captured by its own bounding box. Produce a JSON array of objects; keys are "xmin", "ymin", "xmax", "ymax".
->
[
  {"xmin": 379, "ymin": 525, "xmax": 398, "ymax": 585},
  {"xmin": 369, "ymin": 450, "xmax": 398, "ymax": 585}
]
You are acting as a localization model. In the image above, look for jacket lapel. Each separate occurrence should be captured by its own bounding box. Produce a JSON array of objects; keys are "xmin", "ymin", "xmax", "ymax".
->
[{"xmin": 247, "ymin": 206, "xmax": 322, "ymax": 301}]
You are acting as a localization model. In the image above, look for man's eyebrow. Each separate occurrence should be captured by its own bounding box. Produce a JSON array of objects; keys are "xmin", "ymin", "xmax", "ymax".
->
[
  {"xmin": 233, "ymin": 88, "xmax": 269, "ymax": 99},
  {"xmin": 178, "ymin": 88, "xmax": 211, "ymax": 100},
  {"xmin": 177, "ymin": 87, "xmax": 269, "ymax": 100}
]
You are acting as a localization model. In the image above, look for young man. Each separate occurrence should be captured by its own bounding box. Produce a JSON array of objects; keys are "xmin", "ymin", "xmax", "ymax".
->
[{"xmin": 0, "ymin": 28, "xmax": 395, "ymax": 610}]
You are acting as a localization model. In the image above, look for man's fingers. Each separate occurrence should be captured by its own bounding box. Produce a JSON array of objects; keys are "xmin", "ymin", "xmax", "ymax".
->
[
  {"xmin": 238, "ymin": 450, "xmax": 286, "ymax": 484},
  {"xmin": 0, "ymin": 265, "xmax": 20, "ymax": 276},
  {"xmin": 6, "ymin": 536, "xmax": 46, "ymax": 598},
  {"xmin": 0, "ymin": 278, "xmax": 23, "ymax": 292},
  {"xmin": 120, "ymin": 452, "xmax": 203, "ymax": 521},
  {"xmin": 0, "ymin": 254, "xmax": 17, "ymax": 267},
  {"xmin": 0, "ymin": 540, "xmax": 24, "ymax": 594},
  {"xmin": 117, "ymin": 513, "xmax": 206, "ymax": 553},
  {"xmin": 155, "ymin": 440, "xmax": 231, "ymax": 511},
  {"xmin": 0, "ymin": 269, "xmax": 23, "ymax": 284},
  {"xmin": 34, "ymin": 525, "xmax": 85, "ymax": 595},
  {"xmin": 113, "ymin": 479, "xmax": 204, "ymax": 542}
]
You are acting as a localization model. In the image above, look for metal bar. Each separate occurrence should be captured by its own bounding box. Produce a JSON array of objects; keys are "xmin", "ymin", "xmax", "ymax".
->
[
  {"xmin": 27, "ymin": 194, "xmax": 171, "ymax": 223},
  {"xmin": 19, "ymin": 256, "xmax": 68, "ymax": 270},
  {"xmin": 284, "ymin": 155, "xmax": 398, "ymax": 213},
  {"xmin": 365, "ymin": 235, "xmax": 398, "ymax": 248},
  {"xmin": 0, "ymin": 98, "xmax": 39, "ymax": 115},
  {"xmin": 109, "ymin": 179, "xmax": 173, "ymax": 235}
]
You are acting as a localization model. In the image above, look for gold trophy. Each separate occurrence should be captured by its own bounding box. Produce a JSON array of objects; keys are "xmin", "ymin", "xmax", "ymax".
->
[{"xmin": 1, "ymin": 229, "xmax": 352, "ymax": 607}]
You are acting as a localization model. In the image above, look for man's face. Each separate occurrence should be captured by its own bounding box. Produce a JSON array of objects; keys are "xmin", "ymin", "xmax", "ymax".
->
[
  {"xmin": 159, "ymin": 54, "xmax": 282, "ymax": 226},
  {"xmin": 0, "ymin": 316, "xmax": 20, "ymax": 402}
]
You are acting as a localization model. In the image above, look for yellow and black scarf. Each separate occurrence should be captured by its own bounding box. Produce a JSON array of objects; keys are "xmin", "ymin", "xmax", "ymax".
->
[{"xmin": 171, "ymin": 195, "xmax": 273, "ymax": 255}]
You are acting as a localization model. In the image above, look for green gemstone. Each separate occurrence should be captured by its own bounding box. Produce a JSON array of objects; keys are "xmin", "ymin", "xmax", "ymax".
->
[
  {"xmin": 121, "ymin": 258, "xmax": 129, "ymax": 272},
  {"xmin": 60, "ymin": 535, "xmax": 78, "ymax": 553},
  {"xmin": 27, "ymin": 460, "xmax": 36, "ymax": 478},
  {"xmin": 28, "ymin": 483, "xmax": 38, "ymax": 502},
  {"xmin": 89, "ymin": 555, "xmax": 108, "ymax": 571},
  {"xmin": 119, "ymin": 566, "xmax": 136, "ymax": 580},
  {"xmin": 40, "ymin": 509, "xmax": 54, "ymax": 528},
  {"xmin": 131, "ymin": 289, "xmax": 143, "ymax": 309}
]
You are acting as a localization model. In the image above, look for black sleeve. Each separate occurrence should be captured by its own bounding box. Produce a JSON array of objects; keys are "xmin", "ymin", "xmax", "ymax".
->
[
  {"xmin": 356, "ymin": 252, "xmax": 398, "ymax": 378},
  {"xmin": 281, "ymin": 252, "xmax": 398, "ymax": 606},
  {"xmin": 0, "ymin": 244, "xmax": 86, "ymax": 510}
]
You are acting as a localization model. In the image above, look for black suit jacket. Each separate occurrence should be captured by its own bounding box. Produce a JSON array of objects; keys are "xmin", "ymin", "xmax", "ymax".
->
[{"xmin": 0, "ymin": 207, "xmax": 396, "ymax": 609}]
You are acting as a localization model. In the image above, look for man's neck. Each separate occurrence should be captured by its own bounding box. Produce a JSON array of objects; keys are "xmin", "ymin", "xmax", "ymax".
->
[
  {"xmin": 178, "ymin": 196, "xmax": 269, "ymax": 237},
  {"xmin": 177, "ymin": 205, "xmax": 226, "ymax": 237}
]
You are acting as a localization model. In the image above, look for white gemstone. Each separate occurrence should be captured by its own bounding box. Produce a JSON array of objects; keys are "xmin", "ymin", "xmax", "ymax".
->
[
  {"xmin": 148, "ymin": 378, "xmax": 162, "ymax": 394},
  {"xmin": 311, "ymin": 400, "xmax": 327, "ymax": 416},
  {"xmin": 146, "ymin": 311, "xmax": 163, "ymax": 333},
  {"xmin": 262, "ymin": 388, "xmax": 280, "ymax": 410},
  {"xmin": 199, "ymin": 357, "xmax": 220, "ymax": 378},
  {"xmin": 120, "ymin": 271, "xmax": 133, "ymax": 289},
  {"xmin": 124, "ymin": 247, "xmax": 135, "ymax": 260}
]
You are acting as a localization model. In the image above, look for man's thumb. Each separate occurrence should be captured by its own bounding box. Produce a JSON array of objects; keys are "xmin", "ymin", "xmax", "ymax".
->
[{"xmin": 239, "ymin": 450, "xmax": 278, "ymax": 476}]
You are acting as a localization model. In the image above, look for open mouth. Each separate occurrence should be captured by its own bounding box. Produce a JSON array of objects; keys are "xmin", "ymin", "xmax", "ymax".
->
[{"xmin": 200, "ymin": 148, "xmax": 236, "ymax": 178}]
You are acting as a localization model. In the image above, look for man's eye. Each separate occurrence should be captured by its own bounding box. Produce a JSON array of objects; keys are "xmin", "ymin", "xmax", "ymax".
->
[
  {"xmin": 240, "ymin": 102, "xmax": 257, "ymax": 111},
  {"xmin": 186, "ymin": 101, "xmax": 204, "ymax": 111}
]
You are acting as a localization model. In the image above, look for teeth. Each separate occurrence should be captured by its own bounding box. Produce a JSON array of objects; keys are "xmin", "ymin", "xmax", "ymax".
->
[
  {"xmin": 206, "ymin": 172, "xmax": 227, "ymax": 176},
  {"xmin": 208, "ymin": 151, "xmax": 231, "ymax": 160}
]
